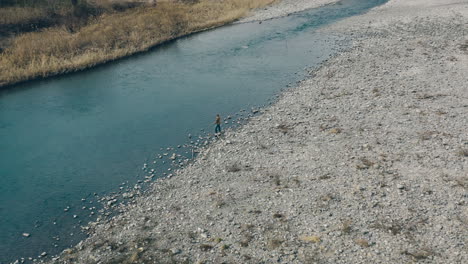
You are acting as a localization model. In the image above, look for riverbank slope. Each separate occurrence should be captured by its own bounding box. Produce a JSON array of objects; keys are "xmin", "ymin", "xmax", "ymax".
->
[
  {"xmin": 46, "ymin": 0, "xmax": 468, "ymax": 263},
  {"xmin": 0, "ymin": 0, "xmax": 276, "ymax": 88}
]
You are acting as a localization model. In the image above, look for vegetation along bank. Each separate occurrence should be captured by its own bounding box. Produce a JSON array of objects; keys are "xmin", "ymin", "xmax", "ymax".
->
[{"xmin": 0, "ymin": 0, "xmax": 275, "ymax": 88}]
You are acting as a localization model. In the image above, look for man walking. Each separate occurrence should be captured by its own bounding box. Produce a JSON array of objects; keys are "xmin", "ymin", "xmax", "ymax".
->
[{"xmin": 215, "ymin": 114, "xmax": 222, "ymax": 134}]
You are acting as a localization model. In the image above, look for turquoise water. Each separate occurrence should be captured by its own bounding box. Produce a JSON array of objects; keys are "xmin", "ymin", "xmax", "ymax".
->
[{"xmin": 0, "ymin": 0, "xmax": 387, "ymax": 262}]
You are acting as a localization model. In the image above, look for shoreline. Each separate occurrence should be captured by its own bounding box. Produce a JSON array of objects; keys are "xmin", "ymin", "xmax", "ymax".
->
[
  {"xmin": 0, "ymin": 21, "xmax": 244, "ymax": 92},
  {"xmin": 236, "ymin": 0, "xmax": 339, "ymax": 23},
  {"xmin": 39, "ymin": 0, "xmax": 468, "ymax": 263},
  {"xmin": 0, "ymin": 0, "xmax": 340, "ymax": 91},
  {"xmin": 0, "ymin": 0, "xmax": 276, "ymax": 89}
]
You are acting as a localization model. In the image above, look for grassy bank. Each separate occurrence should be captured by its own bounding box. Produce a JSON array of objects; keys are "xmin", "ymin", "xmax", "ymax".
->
[{"xmin": 0, "ymin": 0, "xmax": 275, "ymax": 87}]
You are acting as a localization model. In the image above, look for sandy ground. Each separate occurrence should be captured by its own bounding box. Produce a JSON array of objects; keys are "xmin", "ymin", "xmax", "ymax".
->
[{"xmin": 34, "ymin": 0, "xmax": 468, "ymax": 263}]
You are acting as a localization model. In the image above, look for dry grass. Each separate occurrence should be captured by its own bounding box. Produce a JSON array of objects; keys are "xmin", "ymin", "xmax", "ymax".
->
[
  {"xmin": 0, "ymin": 0, "xmax": 274, "ymax": 87},
  {"xmin": 340, "ymin": 219, "xmax": 353, "ymax": 234},
  {"xmin": 457, "ymin": 149, "xmax": 468, "ymax": 157},
  {"xmin": 0, "ymin": 7, "xmax": 50, "ymax": 25},
  {"xmin": 454, "ymin": 176, "xmax": 468, "ymax": 189},
  {"xmin": 199, "ymin": 244, "xmax": 213, "ymax": 251},
  {"xmin": 418, "ymin": 131, "xmax": 436, "ymax": 141},
  {"xmin": 267, "ymin": 238, "xmax": 283, "ymax": 249},
  {"xmin": 226, "ymin": 163, "xmax": 242, "ymax": 172},
  {"xmin": 276, "ymin": 124, "xmax": 292, "ymax": 134},
  {"xmin": 403, "ymin": 248, "xmax": 435, "ymax": 260},
  {"xmin": 356, "ymin": 158, "xmax": 375, "ymax": 170},
  {"xmin": 239, "ymin": 233, "xmax": 253, "ymax": 247},
  {"xmin": 0, "ymin": 0, "xmax": 145, "ymax": 26},
  {"xmin": 355, "ymin": 238, "xmax": 370, "ymax": 247},
  {"xmin": 328, "ymin": 127, "xmax": 342, "ymax": 134},
  {"xmin": 268, "ymin": 172, "xmax": 281, "ymax": 186},
  {"xmin": 371, "ymin": 219, "xmax": 404, "ymax": 235},
  {"xmin": 459, "ymin": 40, "xmax": 468, "ymax": 52},
  {"xmin": 0, "ymin": 2, "xmax": 103, "ymax": 30},
  {"xmin": 272, "ymin": 212, "xmax": 284, "ymax": 219},
  {"xmin": 299, "ymin": 235, "xmax": 321, "ymax": 243}
]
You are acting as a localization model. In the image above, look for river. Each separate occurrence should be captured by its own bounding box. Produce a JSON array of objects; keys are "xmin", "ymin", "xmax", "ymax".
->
[{"xmin": 0, "ymin": 0, "xmax": 387, "ymax": 262}]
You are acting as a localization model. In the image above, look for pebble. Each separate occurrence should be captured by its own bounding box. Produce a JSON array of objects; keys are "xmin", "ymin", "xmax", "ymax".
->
[
  {"xmin": 171, "ymin": 248, "xmax": 181, "ymax": 255},
  {"xmin": 44, "ymin": 1, "xmax": 468, "ymax": 264}
]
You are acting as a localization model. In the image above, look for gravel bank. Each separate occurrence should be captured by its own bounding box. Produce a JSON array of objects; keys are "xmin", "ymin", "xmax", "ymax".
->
[
  {"xmin": 237, "ymin": 0, "xmax": 339, "ymax": 23},
  {"xmin": 42, "ymin": 0, "xmax": 468, "ymax": 263}
]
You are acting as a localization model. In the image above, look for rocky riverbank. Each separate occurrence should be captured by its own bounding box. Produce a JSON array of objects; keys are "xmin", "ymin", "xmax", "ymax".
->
[
  {"xmin": 41, "ymin": 0, "xmax": 467, "ymax": 263},
  {"xmin": 237, "ymin": 0, "xmax": 339, "ymax": 23}
]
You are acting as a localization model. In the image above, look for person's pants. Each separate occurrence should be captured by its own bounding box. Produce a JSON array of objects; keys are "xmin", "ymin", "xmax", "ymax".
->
[{"xmin": 215, "ymin": 124, "xmax": 221, "ymax": 133}]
